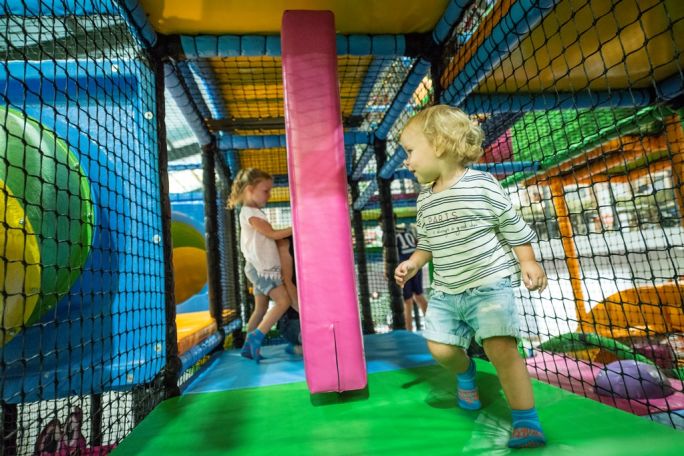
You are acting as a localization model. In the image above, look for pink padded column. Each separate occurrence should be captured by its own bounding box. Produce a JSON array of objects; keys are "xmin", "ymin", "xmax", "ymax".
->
[{"xmin": 281, "ymin": 10, "xmax": 367, "ymax": 393}]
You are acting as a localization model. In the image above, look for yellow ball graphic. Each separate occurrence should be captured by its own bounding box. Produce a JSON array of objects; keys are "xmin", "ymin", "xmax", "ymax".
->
[{"xmin": 0, "ymin": 181, "xmax": 41, "ymax": 346}]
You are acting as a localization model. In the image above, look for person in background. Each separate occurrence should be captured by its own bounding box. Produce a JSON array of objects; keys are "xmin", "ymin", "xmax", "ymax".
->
[{"xmin": 228, "ymin": 168, "xmax": 293, "ymax": 363}]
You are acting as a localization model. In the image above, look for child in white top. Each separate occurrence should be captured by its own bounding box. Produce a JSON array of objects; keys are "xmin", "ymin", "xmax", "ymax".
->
[
  {"xmin": 395, "ymin": 105, "xmax": 548, "ymax": 448},
  {"xmin": 228, "ymin": 168, "xmax": 293, "ymax": 362}
]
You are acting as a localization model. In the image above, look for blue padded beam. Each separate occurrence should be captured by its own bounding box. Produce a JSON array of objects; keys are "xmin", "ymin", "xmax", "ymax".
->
[
  {"xmin": 115, "ymin": 0, "xmax": 158, "ymax": 49},
  {"xmin": 168, "ymin": 163, "xmax": 202, "ymax": 172},
  {"xmin": 0, "ymin": 0, "xmax": 118, "ymax": 15},
  {"xmin": 353, "ymin": 181, "xmax": 378, "ymax": 211},
  {"xmin": 188, "ymin": 62, "xmax": 229, "ymax": 120},
  {"xmin": 351, "ymin": 146, "xmax": 375, "ymax": 181},
  {"xmin": 218, "ymin": 131, "xmax": 373, "ymax": 150},
  {"xmin": 345, "ymin": 145, "xmax": 356, "ymax": 176},
  {"xmin": 221, "ymin": 147, "xmax": 240, "ymax": 178},
  {"xmin": 462, "ymin": 90, "xmax": 653, "ymax": 113},
  {"xmin": 375, "ymin": 59, "xmax": 432, "ymax": 139},
  {"xmin": 181, "ymin": 34, "xmax": 406, "ymax": 58},
  {"xmin": 220, "ymin": 134, "xmax": 286, "ymax": 149},
  {"xmin": 432, "ymin": 0, "xmax": 473, "ymax": 44},
  {"xmin": 442, "ymin": 0, "xmax": 560, "ymax": 106},
  {"xmin": 379, "ymin": 147, "xmax": 407, "ymax": 179},
  {"xmin": 165, "ymin": 63, "xmax": 212, "ymax": 146},
  {"xmin": 657, "ymin": 73, "xmax": 684, "ymax": 101},
  {"xmin": 1, "ymin": 0, "xmax": 157, "ymax": 48},
  {"xmin": 352, "ymin": 58, "xmax": 391, "ymax": 117},
  {"xmin": 179, "ymin": 331, "xmax": 224, "ymax": 374},
  {"xmin": 175, "ymin": 61, "xmax": 213, "ymax": 120}
]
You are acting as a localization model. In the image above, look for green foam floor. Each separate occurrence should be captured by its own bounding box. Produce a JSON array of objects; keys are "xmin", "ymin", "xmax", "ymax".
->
[{"xmin": 114, "ymin": 361, "xmax": 684, "ymax": 455}]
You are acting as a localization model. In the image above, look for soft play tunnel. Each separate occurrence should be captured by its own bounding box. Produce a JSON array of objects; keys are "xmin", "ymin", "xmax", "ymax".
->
[
  {"xmin": 1, "ymin": 60, "xmax": 166, "ymax": 403},
  {"xmin": 0, "ymin": 105, "xmax": 94, "ymax": 345}
]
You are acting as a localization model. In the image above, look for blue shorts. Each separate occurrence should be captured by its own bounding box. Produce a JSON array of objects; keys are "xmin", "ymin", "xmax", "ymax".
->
[
  {"xmin": 244, "ymin": 263, "xmax": 282, "ymax": 296},
  {"xmin": 423, "ymin": 277, "xmax": 520, "ymax": 348},
  {"xmin": 403, "ymin": 269, "xmax": 424, "ymax": 300}
]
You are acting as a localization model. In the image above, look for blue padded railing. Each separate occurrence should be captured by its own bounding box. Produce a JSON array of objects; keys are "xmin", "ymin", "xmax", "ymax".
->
[
  {"xmin": 164, "ymin": 63, "xmax": 212, "ymax": 146},
  {"xmin": 432, "ymin": 0, "xmax": 474, "ymax": 44},
  {"xmin": 175, "ymin": 61, "xmax": 213, "ymax": 121},
  {"xmin": 218, "ymin": 131, "xmax": 373, "ymax": 150},
  {"xmin": 442, "ymin": 0, "xmax": 560, "ymax": 106},
  {"xmin": 461, "ymin": 91, "xmax": 654, "ymax": 113},
  {"xmin": 180, "ymin": 34, "xmax": 406, "ymax": 58},
  {"xmin": 188, "ymin": 61, "xmax": 229, "ymax": 120}
]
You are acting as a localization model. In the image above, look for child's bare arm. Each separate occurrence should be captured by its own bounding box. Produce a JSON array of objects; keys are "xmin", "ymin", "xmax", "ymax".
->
[
  {"xmin": 249, "ymin": 217, "xmax": 292, "ymax": 240},
  {"xmin": 394, "ymin": 249, "xmax": 431, "ymax": 287},
  {"xmin": 512, "ymin": 243, "xmax": 547, "ymax": 292}
]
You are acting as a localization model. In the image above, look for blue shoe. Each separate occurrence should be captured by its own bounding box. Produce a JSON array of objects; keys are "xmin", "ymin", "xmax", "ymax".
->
[
  {"xmin": 241, "ymin": 343, "xmax": 262, "ymax": 360},
  {"xmin": 508, "ymin": 408, "xmax": 546, "ymax": 448},
  {"xmin": 508, "ymin": 427, "xmax": 546, "ymax": 448},
  {"xmin": 244, "ymin": 330, "xmax": 265, "ymax": 363}
]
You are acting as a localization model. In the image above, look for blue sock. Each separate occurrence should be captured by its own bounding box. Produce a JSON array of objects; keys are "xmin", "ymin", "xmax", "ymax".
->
[
  {"xmin": 508, "ymin": 408, "xmax": 546, "ymax": 448},
  {"xmin": 243, "ymin": 329, "xmax": 265, "ymax": 362},
  {"xmin": 456, "ymin": 359, "xmax": 481, "ymax": 410}
]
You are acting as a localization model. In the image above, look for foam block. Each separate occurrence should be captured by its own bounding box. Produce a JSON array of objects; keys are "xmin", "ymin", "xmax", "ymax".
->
[{"xmin": 281, "ymin": 10, "xmax": 367, "ymax": 393}]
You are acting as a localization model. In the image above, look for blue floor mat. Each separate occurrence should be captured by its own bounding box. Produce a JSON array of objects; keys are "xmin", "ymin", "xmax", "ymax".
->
[{"xmin": 184, "ymin": 330, "xmax": 435, "ymax": 394}]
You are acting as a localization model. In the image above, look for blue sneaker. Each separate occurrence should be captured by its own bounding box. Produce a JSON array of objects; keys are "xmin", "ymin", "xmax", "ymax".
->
[
  {"xmin": 241, "ymin": 344, "xmax": 262, "ymax": 360},
  {"xmin": 508, "ymin": 408, "xmax": 546, "ymax": 448},
  {"xmin": 242, "ymin": 330, "xmax": 265, "ymax": 363}
]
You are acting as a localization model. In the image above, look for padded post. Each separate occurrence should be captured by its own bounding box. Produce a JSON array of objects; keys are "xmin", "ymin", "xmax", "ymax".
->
[{"xmin": 281, "ymin": 10, "xmax": 367, "ymax": 393}]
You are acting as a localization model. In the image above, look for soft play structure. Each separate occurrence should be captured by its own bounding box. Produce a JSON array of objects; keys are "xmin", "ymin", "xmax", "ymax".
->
[
  {"xmin": 1, "ymin": 60, "xmax": 166, "ymax": 403},
  {"xmin": 169, "ymin": 203, "xmax": 237, "ymax": 373},
  {"xmin": 524, "ymin": 282, "xmax": 684, "ymax": 422},
  {"xmin": 3, "ymin": 1, "xmax": 684, "ymax": 455}
]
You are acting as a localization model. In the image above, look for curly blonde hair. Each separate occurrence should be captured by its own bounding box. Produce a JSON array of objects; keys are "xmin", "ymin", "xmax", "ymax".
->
[
  {"xmin": 406, "ymin": 105, "xmax": 484, "ymax": 166},
  {"xmin": 227, "ymin": 168, "xmax": 272, "ymax": 209}
]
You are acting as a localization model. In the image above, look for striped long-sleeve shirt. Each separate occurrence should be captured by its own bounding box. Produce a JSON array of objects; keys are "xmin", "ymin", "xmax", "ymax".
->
[{"xmin": 416, "ymin": 169, "xmax": 536, "ymax": 293}]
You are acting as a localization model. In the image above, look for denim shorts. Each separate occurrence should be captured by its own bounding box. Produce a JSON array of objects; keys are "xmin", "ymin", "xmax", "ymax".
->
[
  {"xmin": 244, "ymin": 263, "xmax": 282, "ymax": 296},
  {"xmin": 423, "ymin": 277, "xmax": 520, "ymax": 348}
]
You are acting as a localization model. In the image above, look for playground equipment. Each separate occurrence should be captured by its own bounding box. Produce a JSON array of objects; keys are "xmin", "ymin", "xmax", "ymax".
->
[
  {"xmin": 281, "ymin": 10, "xmax": 366, "ymax": 393},
  {"xmin": 1, "ymin": 60, "xmax": 166, "ymax": 403},
  {"xmin": 2, "ymin": 1, "xmax": 684, "ymax": 453}
]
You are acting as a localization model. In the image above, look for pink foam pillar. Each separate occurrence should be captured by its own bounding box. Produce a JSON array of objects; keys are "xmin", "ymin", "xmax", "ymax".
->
[{"xmin": 281, "ymin": 10, "xmax": 367, "ymax": 393}]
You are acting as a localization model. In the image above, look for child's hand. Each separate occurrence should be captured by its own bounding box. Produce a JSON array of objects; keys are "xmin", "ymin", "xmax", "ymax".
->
[
  {"xmin": 520, "ymin": 260, "xmax": 547, "ymax": 292},
  {"xmin": 395, "ymin": 260, "xmax": 418, "ymax": 288}
]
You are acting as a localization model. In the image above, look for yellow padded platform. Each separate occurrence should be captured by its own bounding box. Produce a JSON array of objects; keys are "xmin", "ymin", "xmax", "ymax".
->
[{"xmin": 176, "ymin": 311, "xmax": 218, "ymax": 356}]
